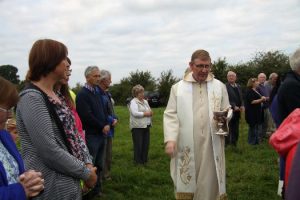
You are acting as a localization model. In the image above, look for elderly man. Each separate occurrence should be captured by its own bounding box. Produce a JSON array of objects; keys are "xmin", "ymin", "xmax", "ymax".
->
[
  {"xmin": 257, "ymin": 73, "xmax": 269, "ymax": 140},
  {"xmin": 225, "ymin": 71, "xmax": 244, "ymax": 146},
  {"xmin": 265, "ymin": 73, "xmax": 278, "ymax": 95},
  {"xmin": 76, "ymin": 66, "xmax": 110, "ymax": 198},
  {"xmin": 97, "ymin": 69, "xmax": 118, "ymax": 180},
  {"xmin": 164, "ymin": 49, "xmax": 231, "ymax": 200}
]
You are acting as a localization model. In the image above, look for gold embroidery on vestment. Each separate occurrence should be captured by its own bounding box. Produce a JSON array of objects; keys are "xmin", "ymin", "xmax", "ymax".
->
[
  {"xmin": 179, "ymin": 146, "xmax": 192, "ymax": 184},
  {"xmin": 176, "ymin": 192, "xmax": 194, "ymax": 200}
]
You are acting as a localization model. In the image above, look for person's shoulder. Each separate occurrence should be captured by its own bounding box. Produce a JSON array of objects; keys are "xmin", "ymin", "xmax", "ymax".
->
[
  {"xmin": 225, "ymin": 82, "xmax": 232, "ymax": 89},
  {"xmin": 19, "ymin": 88, "xmax": 44, "ymax": 103},
  {"xmin": 212, "ymin": 78, "xmax": 227, "ymax": 89},
  {"xmin": 130, "ymin": 97, "xmax": 137, "ymax": 104},
  {"xmin": 77, "ymin": 87, "xmax": 90, "ymax": 96},
  {"xmin": 0, "ymin": 129, "xmax": 11, "ymax": 139},
  {"xmin": 212, "ymin": 78, "xmax": 224, "ymax": 84}
]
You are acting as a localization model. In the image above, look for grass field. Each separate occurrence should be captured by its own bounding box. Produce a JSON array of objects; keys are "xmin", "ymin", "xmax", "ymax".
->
[{"xmin": 97, "ymin": 106, "xmax": 281, "ymax": 200}]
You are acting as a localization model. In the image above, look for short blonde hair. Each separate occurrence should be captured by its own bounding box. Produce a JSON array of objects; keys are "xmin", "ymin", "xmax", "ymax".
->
[
  {"xmin": 191, "ymin": 49, "xmax": 211, "ymax": 62},
  {"xmin": 132, "ymin": 84, "xmax": 144, "ymax": 97},
  {"xmin": 247, "ymin": 78, "xmax": 257, "ymax": 88}
]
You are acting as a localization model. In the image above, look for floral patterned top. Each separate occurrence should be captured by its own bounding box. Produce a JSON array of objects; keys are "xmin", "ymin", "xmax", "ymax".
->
[
  {"xmin": 49, "ymin": 92, "xmax": 92, "ymax": 163},
  {"xmin": 0, "ymin": 140, "xmax": 19, "ymax": 184}
]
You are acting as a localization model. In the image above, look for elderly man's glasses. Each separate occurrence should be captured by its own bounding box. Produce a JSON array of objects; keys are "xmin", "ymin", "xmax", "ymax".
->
[
  {"xmin": 0, "ymin": 107, "xmax": 13, "ymax": 113},
  {"xmin": 194, "ymin": 64, "xmax": 211, "ymax": 69}
]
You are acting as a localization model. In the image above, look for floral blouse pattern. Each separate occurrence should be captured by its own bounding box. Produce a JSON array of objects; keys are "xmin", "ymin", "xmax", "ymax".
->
[
  {"xmin": 0, "ymin": 141, "xmax": 19, "ymax": 184},
  {"xmin": 49, "ymin": 92, "xmax": 91, "ymax": 163}
]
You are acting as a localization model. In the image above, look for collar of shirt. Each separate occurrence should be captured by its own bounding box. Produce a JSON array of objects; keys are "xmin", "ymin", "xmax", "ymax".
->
[
  {"xmin": 84, "ymin": 83, "xmax": 96, "ymax": 94},
  {"xmin": 230, "ymin": 83, "xmax": 237, "ymax": 87}
]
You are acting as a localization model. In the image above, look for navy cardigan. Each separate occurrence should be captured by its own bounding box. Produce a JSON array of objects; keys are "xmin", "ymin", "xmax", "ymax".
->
[
  {"xmin": 0, "ymin": 129, "xmax": 26, "ymax": 200},
  {"xmin": 76, "ymin": 87, "xmax": 109, "ymax": 135}
]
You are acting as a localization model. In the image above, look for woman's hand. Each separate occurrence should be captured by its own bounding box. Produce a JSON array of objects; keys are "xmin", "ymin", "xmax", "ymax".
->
[
  {"xmin": 144, "ymin": 111, "xmax": 153, "ymax": 117},
  {"xmin": 84, "ymin": 165, "xmax": 97, "ymax": 189},
  {"xmin": 19, "ymin": 170, "xmax": 44, "ymax": 198},
  {"xmin": 261, "ymin": 96, "xmax": 267, "ymax": 102}
]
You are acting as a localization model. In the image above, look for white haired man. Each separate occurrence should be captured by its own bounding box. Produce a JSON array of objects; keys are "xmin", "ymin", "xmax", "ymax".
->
[{"xmin": 225, "ymin": 71, "xmax": 244, "ymax": 146}]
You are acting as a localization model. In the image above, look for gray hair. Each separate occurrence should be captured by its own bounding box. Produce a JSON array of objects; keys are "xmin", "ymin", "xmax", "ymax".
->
[
  {"xmin": 132, "ymin": 84, "xmax": 144, "ymax": 97},
  {"xmin": 99, "ymin": 69, "xmax": 111, "ymax": 81},
  {"xmin": 290, "ymin": 48, "xmax": 300, "ymax": 71},
  {"xmin": 84, "ymin": 66, "xmax": 99, "ymax": 77},
  {"xmin": 258, "ymin": 73, "xmax": 266, "ymax": 79},
  {"xmin": 269, "ymin": 72, "xmax": 278, "ymax": 80},
  {"xmin": 227, "ymin": 71, "xmax": 236, "ymax": 77}
]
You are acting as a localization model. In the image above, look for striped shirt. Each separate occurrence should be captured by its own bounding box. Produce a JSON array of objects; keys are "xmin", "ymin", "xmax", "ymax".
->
[{"xmin": 16, "ymin": 88, "xmax": 90, "ymax": 200}]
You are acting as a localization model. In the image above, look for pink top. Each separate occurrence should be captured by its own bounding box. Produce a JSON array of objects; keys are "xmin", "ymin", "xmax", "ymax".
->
[{"xmin": 71, "ymin": 108, "xmax": 86, "ymax": 143}]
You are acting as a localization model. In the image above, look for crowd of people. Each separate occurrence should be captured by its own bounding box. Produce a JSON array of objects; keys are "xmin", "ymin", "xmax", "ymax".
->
[
  {"xmin": 1, "ymin": 37, "xmax": 300, "ymax": 200},
  {"xmin": 163, "ymin": 47, "xmax": 300, "ymax": 200},
  {"xmin": 0, "ymin": 39, "xmax": 120, "ymax": 200}
]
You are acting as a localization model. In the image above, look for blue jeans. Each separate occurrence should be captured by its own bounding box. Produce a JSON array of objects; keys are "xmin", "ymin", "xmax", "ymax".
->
[
  {"xmin": 85, "ymin": 134, "xmax": 107, "ymax": 193},
  {"xmin": 248, "ymin": 124, "xmax": 259, "ymax": 145}
]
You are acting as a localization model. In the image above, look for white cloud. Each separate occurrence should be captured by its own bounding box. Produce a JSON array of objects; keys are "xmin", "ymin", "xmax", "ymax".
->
[{"xmin": 0, "ymin": 0, "xmax": 300, "ymax": 86}]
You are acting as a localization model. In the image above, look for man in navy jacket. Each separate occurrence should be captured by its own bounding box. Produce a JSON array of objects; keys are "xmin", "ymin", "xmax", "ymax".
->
[{"xmin": 76, "ymin": 66, "xmax": 110, "ymax": 197}]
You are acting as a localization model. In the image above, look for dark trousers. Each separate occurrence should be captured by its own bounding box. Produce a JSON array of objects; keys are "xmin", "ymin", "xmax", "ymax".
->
[
  {"xmin": 259, "ymin": 108, "xmax": 268, "ymax": 140},
  {"xmin": 104, "ymin": 137, "xmax": 112, "ymax": 178},
  {"xmin": 85, "ymin": 134, "xmax": 107, "ymax": 193},
  {"xmin": 131, "ymin": 127, "xmax": 150, "ymax": 164},
  {"xmin": 227, "ymin": 113, "xmax": 240, "ymax": 146},
  {"xmin": 248, "ymin": 124, "xmax": 259, "ymax": 145}
]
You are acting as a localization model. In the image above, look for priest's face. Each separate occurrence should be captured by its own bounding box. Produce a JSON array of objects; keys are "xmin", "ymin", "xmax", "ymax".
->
[{"xmin": 189, "ymin": 58, "xmax": 211, "ymax": 83}]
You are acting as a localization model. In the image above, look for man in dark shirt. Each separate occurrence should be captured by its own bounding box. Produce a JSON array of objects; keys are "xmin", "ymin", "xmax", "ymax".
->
[
  {"xmin": 225, "ymin": 71, "xmax": 244, "ymax": 146},
  {"xmin": 76, "ymin": 66, "xmax": 110, "ymax": 197}
]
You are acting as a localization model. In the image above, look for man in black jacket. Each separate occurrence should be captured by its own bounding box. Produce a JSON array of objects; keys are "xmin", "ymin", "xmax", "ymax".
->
[
  {"xmin": 225, "ymin": 71, "xmax": 244, "ymax": 146},
  {"xmin": 76, "ymin": 66, "xmax": 110, "ymax": 197}
]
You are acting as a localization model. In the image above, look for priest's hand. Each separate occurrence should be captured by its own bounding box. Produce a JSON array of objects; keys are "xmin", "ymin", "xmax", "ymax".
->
[{"xmin": 165, "ymin": 141, "xmax": 176, "ymax": 157}]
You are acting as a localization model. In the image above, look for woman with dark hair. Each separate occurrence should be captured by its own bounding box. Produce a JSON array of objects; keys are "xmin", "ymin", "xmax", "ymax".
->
[
  {"xmin": 245, "ymin": 78, "xmax": 267, "ymax": 145},
  {"xmin": 16, "ymin": 39, "xmax": 97, "ymax": 200},
  {"xmin": 54, "ymin": 57, "xmax": 86, "ymax": 142},
  {"xmin": 0, "ymin": 76, "xmax": 44, "ymax": 200}
]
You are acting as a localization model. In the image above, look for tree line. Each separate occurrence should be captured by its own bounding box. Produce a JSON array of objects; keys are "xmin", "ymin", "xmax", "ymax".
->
[{"xmin": 0, "ymin": 50, "xmax": 291, "ymax": 106}]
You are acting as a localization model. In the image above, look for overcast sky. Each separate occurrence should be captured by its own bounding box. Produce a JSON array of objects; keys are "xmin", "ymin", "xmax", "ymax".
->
[{"xmin": 1, "ymin": 0, "xmax": 300, "ymax": 87}]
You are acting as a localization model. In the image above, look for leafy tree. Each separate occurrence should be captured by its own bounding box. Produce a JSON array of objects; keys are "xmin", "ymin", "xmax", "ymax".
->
[
  {"xmin": 211, "ymin": 57, "xmax": 229, "ymax": 83},
  {"xmin": 124, "ymin": 70, "xmax": 156, "ymax": 91},
  {"xmin": 0, "ymin": 65, "xmax": 20, "ymax": 84},
  {"xmin": 228, "ymin": 50, "xmax": 290, "ymax": 89},
  {"xmin": 17, "ymin": 80, "xmax": 28, "ymax": 91},
  {"xmin": 251, "ymin": 50, "xmax": 290, "ymax": 78},
  {"xmin": 110, "ymin": 70, "xmax": 156, "ymax": 105},
  {"xmin": 157, "ymin": 70, "xmax": 180, "ymax": 106},
  {"xmin": 71, "ymin": 82, "xmax": 83, "ymax": 95}
]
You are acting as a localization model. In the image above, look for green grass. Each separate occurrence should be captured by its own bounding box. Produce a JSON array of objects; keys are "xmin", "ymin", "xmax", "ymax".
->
[{"xmin": 97, "ymin": 106, "xmax": 281, "ymax": 200}]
